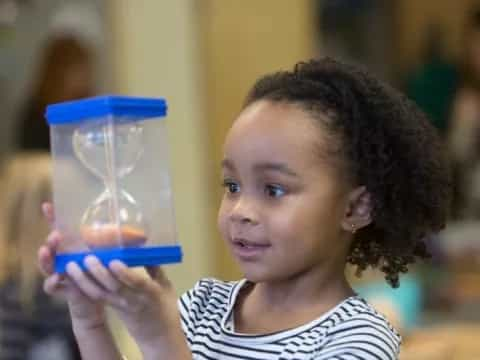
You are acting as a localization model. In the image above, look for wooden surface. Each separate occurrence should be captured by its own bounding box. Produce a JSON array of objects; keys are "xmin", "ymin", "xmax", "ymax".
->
[{"xmin": 401, "ymin": 324, "xmax": 480, "ymax": 359}]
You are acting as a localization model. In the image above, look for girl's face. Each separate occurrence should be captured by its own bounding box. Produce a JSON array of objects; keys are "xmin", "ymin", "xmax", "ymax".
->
[{"xmin": 218, "ymin": 100, "xmax": 352, "ymax": 283}]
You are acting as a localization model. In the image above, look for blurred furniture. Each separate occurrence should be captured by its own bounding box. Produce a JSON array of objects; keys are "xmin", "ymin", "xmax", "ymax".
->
[{"xmin": 401, "ymin": 324, "xmax": 480, "ymax": 359}]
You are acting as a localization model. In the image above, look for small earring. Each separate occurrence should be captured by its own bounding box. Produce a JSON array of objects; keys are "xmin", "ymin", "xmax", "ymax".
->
[{"xmin": 351, "ymin": 224, "xmax": 356, "ymax": 234}]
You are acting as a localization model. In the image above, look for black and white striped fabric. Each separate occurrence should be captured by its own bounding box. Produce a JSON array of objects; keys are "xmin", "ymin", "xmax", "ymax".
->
[{"xmin": 179, "ymin": 278, "xmax": 401, "ymax": 360}]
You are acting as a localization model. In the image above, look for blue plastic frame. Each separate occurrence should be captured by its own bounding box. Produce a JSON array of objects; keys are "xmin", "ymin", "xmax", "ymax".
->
[
  {"xmin": 45, "ymin": 95, "xmax": 167, "ymax": 125},
  {"xmin": 54, "ymin": 244, "xmax": 182, "ymax": 273}
]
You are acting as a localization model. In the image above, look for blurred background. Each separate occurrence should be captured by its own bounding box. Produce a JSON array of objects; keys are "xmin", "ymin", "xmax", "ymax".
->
[{"xmin": 1, "ymin": 0, "xmax": 480, "ymax": 359}]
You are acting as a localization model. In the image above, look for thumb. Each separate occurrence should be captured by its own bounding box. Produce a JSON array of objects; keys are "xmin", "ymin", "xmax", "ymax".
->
[{"xmin": 42, "ymin": 202, "xmax": 55, "ymax": 227}]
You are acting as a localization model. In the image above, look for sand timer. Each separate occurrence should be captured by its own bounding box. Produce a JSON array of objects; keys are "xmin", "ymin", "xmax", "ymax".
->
[
  {"xmin": 46, "ymin": 96, "xmax": 182, "ymax": 273},
  {"xmin": 73, "ymin": 118, "xmax": 147, "ymax": 249}
]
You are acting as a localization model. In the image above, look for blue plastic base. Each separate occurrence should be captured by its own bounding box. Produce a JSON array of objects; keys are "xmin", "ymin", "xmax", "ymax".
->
[{"xmin": 54, "ymin": 245, "xmax": 182, "ymax": 273}]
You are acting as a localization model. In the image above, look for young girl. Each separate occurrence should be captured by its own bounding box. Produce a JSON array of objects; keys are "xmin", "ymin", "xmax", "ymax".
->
[{"xmin": 38, "ymin": 58, "xmax": 450, "ymax": 359}]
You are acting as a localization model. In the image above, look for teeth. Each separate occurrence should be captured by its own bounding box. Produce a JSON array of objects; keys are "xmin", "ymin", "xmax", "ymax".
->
[
  {"xmin": 235, "ymin": 239, "xmax": 265, "ymax": 248},
  {"xmin": 237, "ymin": 240, "xmax": 249, "ymax": 247}
]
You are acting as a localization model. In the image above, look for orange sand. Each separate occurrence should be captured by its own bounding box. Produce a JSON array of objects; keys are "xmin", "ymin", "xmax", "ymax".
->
[{"xmin": 81, "ymin": 224, "xmax": 147, "ymax": 248}]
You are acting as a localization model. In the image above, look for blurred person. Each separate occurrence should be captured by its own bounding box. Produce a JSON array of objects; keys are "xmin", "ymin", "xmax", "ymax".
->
[
  {"xmin": 0, "ymin": 153, "xmax": 80, "ymax": 360},
  {"xmin": 448, "ymin": 8, "xmax": 480, "ymax": 219},
  {"xmin": 16, "ymin": 34, "xmax": 95, "ymax": 151}
]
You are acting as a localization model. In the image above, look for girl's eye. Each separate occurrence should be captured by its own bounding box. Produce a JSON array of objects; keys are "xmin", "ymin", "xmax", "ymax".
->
[
  {"xmin": 222, "ymin": 180, "xmax": 240, "ymax": 194},
  {"xmin": 265, "ymin": 184, "xmax": 286, "ymax": 198}
]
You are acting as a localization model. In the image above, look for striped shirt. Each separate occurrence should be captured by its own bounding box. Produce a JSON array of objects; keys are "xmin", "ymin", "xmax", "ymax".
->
[{"xmin": 179, "ymin": 278, "xmax": 401, "ymax": 360}]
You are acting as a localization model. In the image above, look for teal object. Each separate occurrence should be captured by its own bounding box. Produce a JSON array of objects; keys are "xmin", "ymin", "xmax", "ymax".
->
[
  {"xmin": 354, "ymin": 274, "xmax": 422, "ymax": 330},
  {"xmin": 406, "ymin": 59, "xmax": 458, "ymax": 135}
]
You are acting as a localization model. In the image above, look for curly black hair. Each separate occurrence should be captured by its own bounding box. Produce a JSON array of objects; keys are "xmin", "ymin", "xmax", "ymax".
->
[{"xmin": 244, "ymin": 57, "xmax": 451, "ymax": 287}]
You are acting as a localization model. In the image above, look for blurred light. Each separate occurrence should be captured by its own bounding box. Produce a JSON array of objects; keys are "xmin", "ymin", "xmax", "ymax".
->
[
  {"xmin": 0, "ymin": 0, "xmax": 18, "ymax": 26},
  {"xmin": 48, "ymin": 2, "xmax": 103, "ymax": 47}
]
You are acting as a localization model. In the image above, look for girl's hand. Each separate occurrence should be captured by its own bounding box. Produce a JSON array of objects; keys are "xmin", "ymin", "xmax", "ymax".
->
[
  {"xmin": 38, "ymin": 203, "xmax": 106, "ymax": 334},
  {"xmin": 38, "ymin": 203, "xmax": 187, "ymax": 356},
  {"xmin": 76, "ymin": 257, "xmax": 182, "ymax": 353}
]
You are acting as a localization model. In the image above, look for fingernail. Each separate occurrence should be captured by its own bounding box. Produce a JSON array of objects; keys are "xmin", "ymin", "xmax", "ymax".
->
[
  {"xmin": 84, "ymin": 255, "xmax": 100, "ymax": 267},
  {"xmin": 66, "ymin": 261, "xmax": 79, "ymax": 273},
  {"xmin": 109, "ymin": 260, "xmax": 126, "ymax": 271}
]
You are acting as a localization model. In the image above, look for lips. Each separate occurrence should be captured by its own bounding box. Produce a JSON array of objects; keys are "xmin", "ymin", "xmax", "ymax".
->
[
  {"xmin": 231, "ymin": 238, "xmax": 270, "ymax": 260},
  {"xmin": 233, "ymin": 238, "xmax": 269, "ymax": 247}
]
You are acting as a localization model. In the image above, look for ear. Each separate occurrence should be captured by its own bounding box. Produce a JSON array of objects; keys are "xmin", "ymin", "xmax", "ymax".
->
[{"xmin": 341, "ymin": 186, "xmax": 373, "ymax": 233}]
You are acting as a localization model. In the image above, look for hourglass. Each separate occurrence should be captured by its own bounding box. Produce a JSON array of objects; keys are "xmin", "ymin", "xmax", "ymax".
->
[
  {"xmin": 73, "ymin": 119, "xmax": 147, "ymax": 249},
  {"xmin": 46, "ymin": 96, "xmax": 182, "ymax": 273}
]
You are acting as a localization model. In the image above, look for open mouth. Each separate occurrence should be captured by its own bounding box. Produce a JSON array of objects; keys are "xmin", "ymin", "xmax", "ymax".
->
[
  {"xmin": 234, "ymin": 239, "xmax": 269, "ymax": 248},
  {"xmin": 231, "ymin": 238, "xmax": 270, "ymax": 258}
]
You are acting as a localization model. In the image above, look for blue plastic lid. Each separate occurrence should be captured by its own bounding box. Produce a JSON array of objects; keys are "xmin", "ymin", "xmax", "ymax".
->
[
  {"xmin": 54, "ymin": 244, "xmax": 183, "ymax": 273},
  {"xmin": 45, "ymin": 95, "xmax": 167, "ymax": 125}
]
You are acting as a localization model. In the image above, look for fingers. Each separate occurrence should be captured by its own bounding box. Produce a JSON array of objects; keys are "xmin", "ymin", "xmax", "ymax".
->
[
  {"xmin": 66, "ymin": 262, "xmax": 110, "ymax": 302},
  {"xmin": 46, "ymin": 230, "xmax": 63, "ymax": 249},
  {"xmin": 42, "ymin": 202, "xmax": 55, "ymax": 227},
  {"xmin": 43, "ymin": 273, "xmax": 69, "ymax": 296},
  {"xmin": 109, "ymin": 261, "xmax": 155, "ymax": 293},
  {"xmin": 145, "ymin": 266, "xmax": 158, "ymax": 279},
  {"xmin": 146, "ymin": 266, "xmax": 171, "ymax": 288},
  {"xmin": 84, "ymin": 256, "xmax": 121, "ymax": 293},
  {"xmin": 38, "ymin": 245, "xmax": 54, "ymax": 276},
  {"xmin": 38, "ymin": 230, "xmax": 64, "ymax": 276},
  {"xmin": 39, "ymin": 204, "xmax": 63, "ymax": 277},
  {"xmin": 44, "ymin": 273, "xmax": 61, "ymax": 294},
  {"xmin": 66, "ymin": 258, "xmax": 134, "ymax": 309},
  {"xmin": 46, "ymin": 257, "xmax": 166, "ymax": 310}
]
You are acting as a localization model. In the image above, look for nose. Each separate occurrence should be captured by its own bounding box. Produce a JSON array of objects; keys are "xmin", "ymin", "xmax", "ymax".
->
[{"xmin": 229, "ymin": 196, "xmax": 259, "ymax": 225}]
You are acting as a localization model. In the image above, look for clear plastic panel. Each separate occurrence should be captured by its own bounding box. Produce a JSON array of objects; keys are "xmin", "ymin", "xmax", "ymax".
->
[{"xmin": 50, "ymin": 115, "xmax": 179, "ymax": 271}]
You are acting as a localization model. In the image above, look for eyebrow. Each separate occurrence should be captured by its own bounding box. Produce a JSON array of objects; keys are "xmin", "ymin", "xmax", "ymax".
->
[
  {"xmin": 221, "ymin": 159, "xmax": 235, "ymax": 171},
  {"xmin": 221, "ymin": 159, "xmax": 299, "ymax": 177},
  {"xmin": 254, "ymin": 162, "xmax": 299, "ymax": 177}
]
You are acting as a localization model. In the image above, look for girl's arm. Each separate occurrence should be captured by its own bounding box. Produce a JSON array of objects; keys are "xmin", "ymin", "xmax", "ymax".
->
[
  {"xmin": 73, "ymin": 321, "xmax": 123, "ymax": 360},
  {"xmin": 140, "ymin": 325, "xmax": 191, "ymax": 360},
  {"xmin": 41, "ymin": 270, "xmax": 124, "ymax": 360},
  {"xmin": 66, "ymin": 259, "xmax": 192, "ymax": 360},
  {"xmin": 39, "ymin": 203, "xmax": 123, "ymax": 359},
  {"xmin": 70, "ymin": 295, "xmax": 191, "ymax": 360}
]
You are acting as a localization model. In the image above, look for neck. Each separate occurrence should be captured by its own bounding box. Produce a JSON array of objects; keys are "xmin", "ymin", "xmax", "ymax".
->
[{"xmin": 250, "ymin": 265, "xmax": 354, "ymax": 312}]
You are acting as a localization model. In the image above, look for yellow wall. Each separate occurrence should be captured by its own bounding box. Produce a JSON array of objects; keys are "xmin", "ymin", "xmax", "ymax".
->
[
  {"xmin": 199, "ymin": 0, "xmax": 315, "ymax": 280},
  {"xmin": 107, "ymin": 1, "xmax": 216, "ymax": 358},
  {"xmin": 109, "ymin": 1, "xmax": 216, "ymax": 291}
]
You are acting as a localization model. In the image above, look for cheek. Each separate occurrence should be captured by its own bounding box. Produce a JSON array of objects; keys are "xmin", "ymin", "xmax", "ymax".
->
[
  {"xmin": 217, "ymin": 198, "xmax": 230, "ymax": 235},
  {"xmin": 267, "ymin": 202, "xmax": 314, "ymax": 240},
  {"xmin": 271, "ymin": 195, "xmax": 344, "ymax": 242}
]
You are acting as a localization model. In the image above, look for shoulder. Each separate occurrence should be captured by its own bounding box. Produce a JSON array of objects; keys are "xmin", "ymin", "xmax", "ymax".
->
[
  {"xmin": 178, "ymin": 278, "xmax": 238, "ymax": 321},
  {"xmin": 178, "ymin": 278, "xmax": 241, "ymax": 342},
  {"xmin": 180, "ymin": 278, "xmax": 237, "ymax": 304},
  {"xmin": 316, "ymin": 296, "xmax": 401, "ymax": 359}
]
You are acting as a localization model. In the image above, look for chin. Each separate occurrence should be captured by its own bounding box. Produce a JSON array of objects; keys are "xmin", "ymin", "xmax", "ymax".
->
[
  {"xmin": 239, "ymin": 265, "xmax": 270, "ymax": 283},
  {"xmin": 239, "ymin": 264, "xmax": 286, "ymax": 283},
  {"xmin": 242, "ymin": 273, "xmax": 264, "ymax": 283}
]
